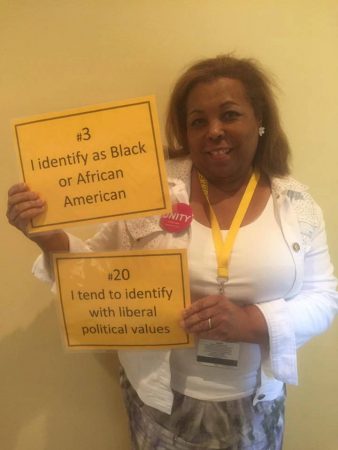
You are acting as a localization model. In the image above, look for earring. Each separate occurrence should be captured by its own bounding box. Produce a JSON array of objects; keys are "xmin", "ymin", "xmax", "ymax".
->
[{"xmin": 258, "ymin": 126, "xmax": 265, "ymax": 137}]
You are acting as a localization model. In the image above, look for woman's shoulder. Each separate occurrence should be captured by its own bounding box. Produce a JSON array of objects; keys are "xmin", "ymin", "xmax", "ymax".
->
[
  {"xmin": 272, "ymin": 175, "xmax": 323, "ymax": 243},
  {"xmin": 271, "ymin": 175, "xmax": 308, "ymax": 196},
  {"xmin": 271, "ymin": 176, "xmax": 319, "ymax": 209},
  {"xmin": 166, "ymin": 155, "xmax": 192, "ymax": 181}
]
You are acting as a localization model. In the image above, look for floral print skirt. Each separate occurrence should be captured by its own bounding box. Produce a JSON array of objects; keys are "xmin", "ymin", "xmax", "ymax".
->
[{"xmin": 120, "ymin": 369, "xmax": 285, "ymax": 450}]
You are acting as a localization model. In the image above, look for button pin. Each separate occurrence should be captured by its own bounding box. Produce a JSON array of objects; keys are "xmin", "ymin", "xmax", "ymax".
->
[{"xmin": 292, "ymin": 242, "xmax": 300, "ymax": 252}]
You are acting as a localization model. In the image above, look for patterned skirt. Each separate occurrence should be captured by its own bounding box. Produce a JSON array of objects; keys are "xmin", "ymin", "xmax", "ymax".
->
[{"xmin": 120, "ymin": 369, "xmax": 285, "ymax": 450}]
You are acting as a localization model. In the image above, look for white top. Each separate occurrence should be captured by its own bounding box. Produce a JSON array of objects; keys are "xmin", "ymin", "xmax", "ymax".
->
[
  {"xmin": 170, "ymin": 197, "xmax": 296, "ymax": 400},
  {"xmin": 32, "ymin": 157, "xmax": 338, "ymax": 414}
]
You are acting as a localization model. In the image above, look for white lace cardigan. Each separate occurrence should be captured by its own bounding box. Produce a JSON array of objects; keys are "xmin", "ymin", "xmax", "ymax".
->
[{"xmin": 33, "ymin": 157, "xmax": 338, "ymax": 414}]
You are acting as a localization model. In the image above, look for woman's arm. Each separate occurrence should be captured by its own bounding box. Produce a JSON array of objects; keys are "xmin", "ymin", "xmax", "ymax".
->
[{"xmin": 256, "ymin": 217, "xmax": 337, "ymax": 384}]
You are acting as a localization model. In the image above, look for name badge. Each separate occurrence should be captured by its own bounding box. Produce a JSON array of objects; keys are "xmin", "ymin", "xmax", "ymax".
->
[{"xmin": 197, "ymin": 339, "xmax": 240, "ymax": 368}]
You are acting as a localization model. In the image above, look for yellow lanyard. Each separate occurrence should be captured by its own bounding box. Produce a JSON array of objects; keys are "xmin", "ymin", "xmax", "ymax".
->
[{"xmin": 198, "ymin": 170, "xmax": 260, "ymax": 294}]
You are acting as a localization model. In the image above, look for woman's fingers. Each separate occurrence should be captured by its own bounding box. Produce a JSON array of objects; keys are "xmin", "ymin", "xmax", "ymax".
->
[
  {"xmin": 181, "ymin": 295, "xmax": 250, "ymax": 342},
  {"xmin": 181, "ymin": 296, "xmax": 225, "ymax": 331},
  {"xmin": 7, "ymin": 183, "xmax": 45, "ymax": 233}
]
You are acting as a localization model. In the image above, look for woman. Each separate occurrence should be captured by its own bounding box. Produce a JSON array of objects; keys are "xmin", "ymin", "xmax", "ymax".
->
[{"xmin": 7, "ymin": 55, "xmax": 338, "ymax": 450}]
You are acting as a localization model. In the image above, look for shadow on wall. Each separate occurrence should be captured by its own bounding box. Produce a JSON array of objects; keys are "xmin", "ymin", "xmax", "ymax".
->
[{"xmin": 0, "ymin": 301, "xmax": 130, "ymax": 450}]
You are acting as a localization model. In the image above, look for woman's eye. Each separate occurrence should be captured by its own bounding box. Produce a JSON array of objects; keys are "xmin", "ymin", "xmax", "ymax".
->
[
  {"xmin": 222, "ymin": 111, "xmax": 241, "ymax": 121},
  {"xmin": 189, "ymin": 118, "xmax": 206, "ymax": 128}
]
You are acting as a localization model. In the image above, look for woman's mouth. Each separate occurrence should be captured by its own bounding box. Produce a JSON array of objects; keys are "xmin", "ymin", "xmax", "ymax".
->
[{"xmin": 206, "ymin": 148, "xmax": 232, "ymax": 160}]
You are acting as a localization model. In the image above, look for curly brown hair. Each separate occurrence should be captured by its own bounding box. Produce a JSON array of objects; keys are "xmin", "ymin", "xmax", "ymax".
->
[{"xmin": 166, "ymin": 54, "xmax": 291, "ymax": 177}]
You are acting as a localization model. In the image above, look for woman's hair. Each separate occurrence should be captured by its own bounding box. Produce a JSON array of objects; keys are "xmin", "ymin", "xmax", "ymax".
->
[{"xmin": 166, "ymin": 54, "xmax": 291, "ymax": 177}]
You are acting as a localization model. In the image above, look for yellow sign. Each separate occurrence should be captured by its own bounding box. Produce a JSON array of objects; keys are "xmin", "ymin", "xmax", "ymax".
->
[
  {"xmin": 14, "ymin": 96, "xmax": 171, "ymax": 233},
  {"xmin": 53, "ymin": 249, "xmax": 193, "ymax": 350}
]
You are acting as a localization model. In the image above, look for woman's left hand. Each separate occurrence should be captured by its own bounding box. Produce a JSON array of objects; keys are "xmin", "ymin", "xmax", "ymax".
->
[{"xmin": 181, "ymin": 295, "xmax": 269, "ymax": 345}]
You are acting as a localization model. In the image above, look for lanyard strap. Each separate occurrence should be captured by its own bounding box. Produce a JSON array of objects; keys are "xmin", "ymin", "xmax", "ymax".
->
[{"xmin": 198, "ymin": 170, "xmax": 260, "ymax": 285}]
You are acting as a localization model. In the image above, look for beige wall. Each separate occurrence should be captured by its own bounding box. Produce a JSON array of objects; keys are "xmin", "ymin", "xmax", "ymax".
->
[{"xmin": 1, "ymin": 1, "xmax": 337, "ymax": 449}]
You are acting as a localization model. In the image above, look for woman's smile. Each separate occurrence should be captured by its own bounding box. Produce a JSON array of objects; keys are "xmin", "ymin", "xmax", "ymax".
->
[{"xmin": 205, "ymin": 146, "xmax": 233, "ymax": 161}]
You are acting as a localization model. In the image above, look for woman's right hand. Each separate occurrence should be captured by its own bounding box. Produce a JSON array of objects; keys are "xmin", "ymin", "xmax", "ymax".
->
[
  {"xmin": 6, "ymin": 183, "xmax": 46, "ymax": 236},
  {"xmin": 6, "ymin": 183, "xmax": 70, "ymax": 252}
]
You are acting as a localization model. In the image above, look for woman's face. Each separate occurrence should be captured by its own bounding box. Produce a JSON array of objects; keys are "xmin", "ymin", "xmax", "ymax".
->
[{"xmin": 185, "ymin": 77, "xmax": 260, "ymax": 183}]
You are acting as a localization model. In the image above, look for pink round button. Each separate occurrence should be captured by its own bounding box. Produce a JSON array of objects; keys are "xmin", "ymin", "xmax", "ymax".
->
[{"xmin": 160, "ymin": 203, "xmax": 193, "ymax": 233}]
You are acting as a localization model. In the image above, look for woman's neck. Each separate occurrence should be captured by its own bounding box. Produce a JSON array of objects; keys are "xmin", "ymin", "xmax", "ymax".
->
[{"xmin": 194, "ymin": 166, "xmax": 254, "ymax": 199}]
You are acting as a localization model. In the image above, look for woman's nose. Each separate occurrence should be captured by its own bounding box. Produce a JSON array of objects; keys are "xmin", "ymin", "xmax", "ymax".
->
[{"xmin": 207, "ymin": 120, "xmax": 225, "ymax": 140}]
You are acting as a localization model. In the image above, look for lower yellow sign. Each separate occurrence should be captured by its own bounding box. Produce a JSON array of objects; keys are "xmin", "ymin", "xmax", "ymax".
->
[{"xmin": 53, "ymin": 249, "xmax": 193, "ymax": 349}]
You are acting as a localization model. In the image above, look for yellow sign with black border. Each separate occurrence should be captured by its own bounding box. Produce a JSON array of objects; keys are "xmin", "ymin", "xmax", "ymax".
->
[
  {"xmin": 53, "ymin": 249, "xmax": 193, "ymax": 350},
  {"xmin": 14, "ymin": 96, "xmax": 171, "ymax": 233}
]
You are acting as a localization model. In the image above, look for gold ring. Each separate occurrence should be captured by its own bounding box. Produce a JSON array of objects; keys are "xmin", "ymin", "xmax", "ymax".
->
[{"xmin": 208, "ymin": 317, "xmax": 212, "ymax": 330}]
